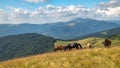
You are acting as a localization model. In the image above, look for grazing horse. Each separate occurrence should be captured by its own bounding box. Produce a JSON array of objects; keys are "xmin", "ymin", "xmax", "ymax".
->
[
  {"xmin": 64, "ymin": 43, "xmax": 82, "ymax": 51},
  {"xmin": 86, "ymin": 43, "xmax": 92, "ymax": 49},
  {"xmin": 54, "ymin": 45, "xmax": 64, "ymax": 52},
  {"xmin": 104, "ymin": 39, "xmax": 111, "ymax": 48}
]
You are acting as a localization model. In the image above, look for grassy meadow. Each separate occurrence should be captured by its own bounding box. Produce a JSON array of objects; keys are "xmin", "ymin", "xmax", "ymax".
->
[
  {"xmin": 0, "ymin": 46, "xmax": 120, "ymax": 68},
  {"xmin": 0, "ymin": 37, "xmax": 120, "ymax": 68}
]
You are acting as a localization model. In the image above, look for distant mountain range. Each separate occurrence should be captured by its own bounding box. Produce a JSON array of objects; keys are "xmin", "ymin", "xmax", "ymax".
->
[
  {"xmin": 106, "ymin": 20, "xmax": 120, "ymax": 25},
  {"xmin": 74, "ymin": 27, "xmax": 120, "ymax": 40},
  {"xmin": 0, "ymin": 33, "xmax": 56, "ymax": 61},
  {"xmin": 0, "ymin": 18, "xmax": 119, "ymax": 40}
]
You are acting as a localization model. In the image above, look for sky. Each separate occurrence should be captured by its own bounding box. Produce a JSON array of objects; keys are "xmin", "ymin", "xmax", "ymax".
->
[{"xmin": 0, "ymin": 0, "xmax": 120, "ymax": 24}]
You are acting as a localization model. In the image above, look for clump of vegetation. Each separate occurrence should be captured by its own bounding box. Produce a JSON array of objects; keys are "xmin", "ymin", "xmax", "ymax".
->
[
  {"xmin": 108, "ymin": 34, "xmax": 120, "ymax": 40},
  {"xmin": 0, "ymin": 46, "xmax": 120, "ymax": 68}
]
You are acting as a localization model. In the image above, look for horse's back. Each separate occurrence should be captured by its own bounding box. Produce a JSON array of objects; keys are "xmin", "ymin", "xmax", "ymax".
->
[{"xmin": 104, "ymin": 39, "xmax": 111, "ymax": 47}]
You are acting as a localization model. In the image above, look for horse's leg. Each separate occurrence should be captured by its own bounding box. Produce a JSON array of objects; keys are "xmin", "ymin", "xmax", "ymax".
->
[
  {"xmin": 76, "ymin": 45, "xmax": 79, "ymax": 49},
  {"xmin": 105, "ymin": 45, "xmax": 108, "ymax": 48},
  {"xmin": 69, "ymin": 47, "xmax": 72, "ymax": 50},
  {"xmin": 64, "ymin": 47, "xmax": 67, "ymax": 51},
  {"xmin": 60, "ymin": 48, "xmax": 63, "ymax": 51},
  {"xmin": 54, "ymin": 48, "xmax": 57, "ymax": 52}
]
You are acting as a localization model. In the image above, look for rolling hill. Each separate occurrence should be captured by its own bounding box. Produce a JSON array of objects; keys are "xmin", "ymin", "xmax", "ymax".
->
[
  {"xmin": 107, "ymin": 20, "xmax": 120, "ymax": 25},
  {"xmin": 55, "ymin": 37, "xmax": 120, "ymax": 49},
  {"xmin": 0, "ymin": 18, "xmax": 119, "ymax": 40},
  {"xmin": 0, "ymin": 33, "xmax": 56, "ymax": 61},
  {"xmin": 0, "ymin": 33, "xmax": 120, "ymax": 68},
  {"xmin": 73, "ymin": 27, "xmax": 120, "ymax": 40},
  {"xmin": 55, "ymin": 33, "xmax": 120, "ymax": 48},
  {"xmin": 108, "ymin": 34, "xmax": 120, "ymax": 40}
]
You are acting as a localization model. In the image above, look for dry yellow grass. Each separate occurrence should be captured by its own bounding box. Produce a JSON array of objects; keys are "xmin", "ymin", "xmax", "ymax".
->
[{"xmin": 0, "ymin": 46, "xmax": 120, "ymax": 68}]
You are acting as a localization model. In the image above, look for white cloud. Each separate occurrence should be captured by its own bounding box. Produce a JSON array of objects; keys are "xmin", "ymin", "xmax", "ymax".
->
[
  {"xmin": 25, "ymin": 0, "xmax": 48, "ymax": 3},
  {"xmin": 98, "ymin": 0, "xmax": 120, "ymax": 9},
  {"xmin": 0, "ymin": 9, "xmax": 9, "ymax": 24},
  {"xmin": 0, "ymin": 0, "xmax": 120, "ymax": 24},
  {"xmin": 105, "ymin": 6, "xmax": 120, "ymax": 16},
  {"xmin": 95, "ymin": 0, "xmax": 120, "ymax": 20}
]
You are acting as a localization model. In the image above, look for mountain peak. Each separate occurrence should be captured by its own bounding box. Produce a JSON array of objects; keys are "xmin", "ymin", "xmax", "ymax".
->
[{"xmin": 67, "ymin": 18, "xmax": 97, "ymax": 24}]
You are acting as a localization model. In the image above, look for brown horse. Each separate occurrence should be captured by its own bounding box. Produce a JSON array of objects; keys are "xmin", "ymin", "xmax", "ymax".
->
[
  {"xmin": 54, "ymin": 45, "xmax": 64, "ymax": 52},
  {"xmin": 104, "ymin": 39, "xmax": 111, "ymax": 48}
]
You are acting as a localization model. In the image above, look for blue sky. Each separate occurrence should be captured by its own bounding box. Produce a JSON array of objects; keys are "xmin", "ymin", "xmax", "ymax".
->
[
  {"xmin": 49, "ymin": 0, "xmax": 109, "ymax": 7},
  {"xmin": 0, "ymin": 0, "xmax": 109, "ymax": 10},
  {"xmin": 0, "ymin": 0, "xmax": 120, "ymax": 24}
]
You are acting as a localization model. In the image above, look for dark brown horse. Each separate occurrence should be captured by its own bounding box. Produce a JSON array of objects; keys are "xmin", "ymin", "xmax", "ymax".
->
[
  {"xmin": 104, "ymin": 39, "xmax": 111, "ymax": 48},
  {"xmin": 64, "ymin": 43, "xmax": 82, "ymax": 51},
  {"xmin": 54, "ymin": 45, "xmax": 64, "ymax": 52}
]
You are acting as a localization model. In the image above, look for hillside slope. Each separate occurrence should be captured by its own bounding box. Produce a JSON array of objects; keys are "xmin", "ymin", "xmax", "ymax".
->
[
  {"xmin": 108, "ymin": 34, "xmax": 120, "ymax": 40},
  {"xmin": 0, "ymin": 46, "xmax": 120, "ymax": 68},
  {"xmin": 74, "ymin": 27, "xmax": 120, "ymax": 40},
  {"xmin": 0, "ymin": 33, "xmax": 56, "ymax": 61}
]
